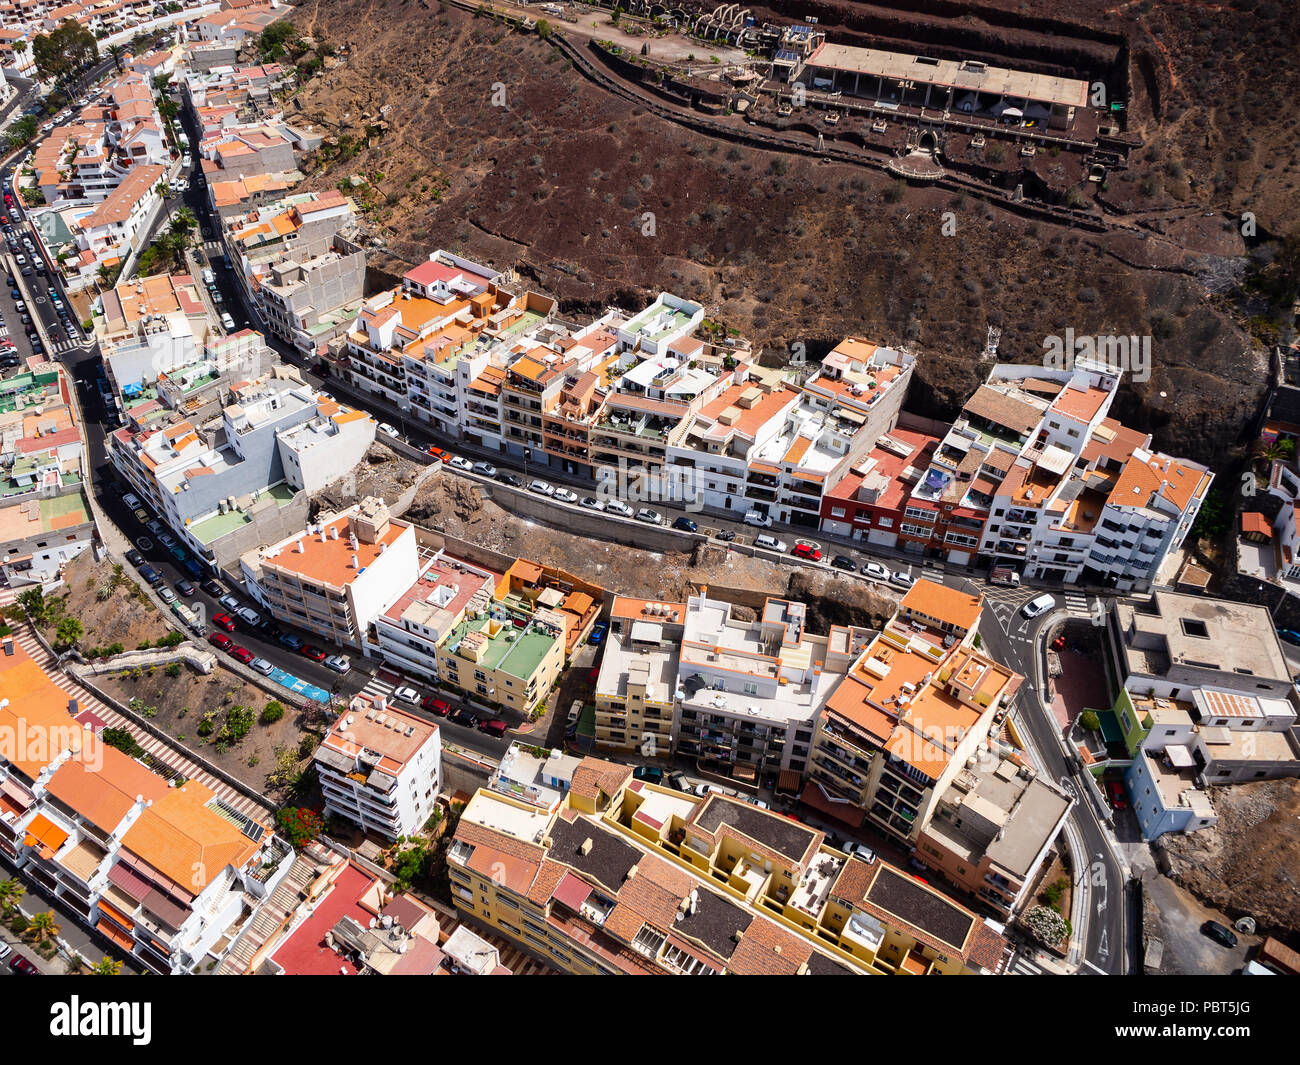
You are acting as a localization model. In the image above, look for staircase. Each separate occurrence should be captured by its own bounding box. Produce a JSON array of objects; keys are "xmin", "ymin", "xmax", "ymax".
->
[{"xmin": 217, "ymin": 855, "xmax": 320, "ymax": 975}]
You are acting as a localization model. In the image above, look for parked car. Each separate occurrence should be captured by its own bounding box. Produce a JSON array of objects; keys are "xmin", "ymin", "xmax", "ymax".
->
[
  {"xmin": 668, "ymin": 771, "xmax": 692, "ymax": 793},
  {"xmin": 123, "ymin": 492, "xmax": 142, "ymax": 510},
  {"xmin": 421, "ymin": 695, "xmax": 451, "ymax": 716},
  {"xmin": 175, "ymin": 578, "xmax": 196, "ymax": 598},
  {"xmin": 278, "ymin": 632, "xmax": 304, "ymax": 652},
  {"xmin": 588, "ymin": 621, "xmax": 608, "ymax": 646},
  {"xmin": 1022, "ymin": 593, "xmax": 1057, "ymax": 619},
  {"xmin": 635, "ymin": 508, "xmax": 663, "ymax": 525},
  {"xmin": 393, "ymin": 685, "xmax": 421, "ymax": 704},
  {"xmin": 792, "ymin": 543, "xmax": 822, "ymax": 562},
  {"xmin": 220, "ymin": 312, "xmax": 235, "ymax": 331},
  {"xmin": 1277, "ymin": 628, "xmax": 1300, "ymax": 647},
  {"xmin": 633, "ymin": 766, "xmax": 665, "ymax": 785},
  {"xmin": 0, "ymin": 942, "xmax": 10, "ymax": 961},
  {"xmin": 605, "ymin": 500, "xmax": 634, "ymax": 517},
  {"xmin": 125, "ymin": 549, "xmax": 143, "ymax": 567},
  {"xmin": 495, "ymin": 471, "xmax": 523, "ymax": 488},
  {"xmin": 211, "ymin": 612, "xmax": 236, "ymax": 632},
  {"xmin": 378, "ymin": 423, "xmax": 400, "ymax": 439},
  {"xmin": 324, "ymin": 654, "xmax": 351, "ymax": 674},
  {"xmin": 257, "ymin": 618, "xmax": 283, "ymax": 641},
  {"xmin": 742, "ymin": 510, "xmax": 773, "ymax": 528},
  {"xmin": 208, "ymin": 632, "xmax": 234, "ymax": 651},
  {"xmin": 145, "ymin": 519, "xmax": 164, "ymax": 536},
  {"xmin": 831, "ymin": 554, "xmax": 856, "ymax": 571},
  {"xmin": 695, "ymin": 782, "xmax": 727, "ymax": 798},
  {"xmin": 672, "ymin": 516, "xmax": 698, "ymax": 533},
  {"xmin": 8, "ymin": 954, "xmax": 38, "ymax": 975},
  {"xmin": 843, "ymin": 840, "xmax": 876, "ymax": 862},
  {"xmin": 229, "ymin": 646, "xmax": 254, "ymax": 665},
  {"xmin": 472, "ymin": 461, "xmax": 497, "ymax": 478},
  {"xmin": 250, "ymin": 657, "xmax": 274, "ymax": 676},
  {"xmin": 553, "ymin": 487, "xmax": 579, "ymax": 504},
  {"xmin": 138, "ymin": 564, "xmax": 164, "ymax": 586},
  {"xmin": 1201, "ymin": 921, "xmax": 1238, "ymax": 949},
  {"xmin": 1105, "ymin": 780, "xmax": 1128, "ymax": 810},
  {"xmin": 201, "ymin": 578, "xmax": 225, "ymax": 598},
  {"xmin": 299, "ymin": 644, "xmax": 327, "ymax": 662},
  {"xmin": 235, "ymin": 606, "xmax": 261, "ymax": 627},
  {"xmin": 449, "ymin": 455, "xmax": 473, "ymax": 471},
  {"xmin": 449, "ymin": 708, "xmax": 480, "ymax": 728},
  {"xmin": 478, "ymin": 718, "xmax": 508, "ymax": 738},
  {"xmin": 714, "ymin": 529, "xmax": 736, "ymax": 542},
  {"xmin": 528, "ymin": 478, "xmax": 555, "ymax": 496},
  {"xmin": 753, "ymin": 534, "xmax": 788, "ymax": 553},
  {"xmin": 169, "ymin": 544, "xmax": 188, "ymax": 563},
  {"xmin": 889, "ymin": 570, "xmax": 917, "ymax": 590},
  {"xmin": 428, "ymin": 446, "xmax": 451, "ymax": 463},
  {"xmin": 157, "ymin": 586, "xmax": 176, "ymax": 604}
]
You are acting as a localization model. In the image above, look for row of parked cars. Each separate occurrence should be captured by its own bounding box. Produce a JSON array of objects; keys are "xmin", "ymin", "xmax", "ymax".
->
[{"xmin": 389, "ymin": 683, "xmax": 509, "ymax": 737}]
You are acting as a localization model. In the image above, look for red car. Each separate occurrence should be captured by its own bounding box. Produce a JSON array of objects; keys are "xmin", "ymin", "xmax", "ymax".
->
[
  {"xmin": 208, "ymin": 632, "xmax": 234, "ymax": 651},
  {"xmin": 478, "ymin": 718, "xmax": 508, "ymax": 738},
  {"xmin": 1106, "ymin": 780, "xmax": 1128, "ymax": 810},
  {"xmin": 421, "ymin": 695, "xmax": 451, "ymax": 716},
  {"xmin": 8, "ymin": 954, "xmax": 38, "ymax": 975},
  {"xmin": 299, "ymin": 644, "xmax": 327, "ymax": 662},
  {"xmin": 229, "ymin": 646, "xmax": 254, "ymax": 664},
  {"xmin": 428, "ymin": 446, "xmax": 451, "ymax": 463},
  {"xmin": 792, "ymin": 543, "xmax": 822, "ymax": 562},
  {"xmin": 212, "ymin": 612, "xmax": 236, "ymax": 632}
]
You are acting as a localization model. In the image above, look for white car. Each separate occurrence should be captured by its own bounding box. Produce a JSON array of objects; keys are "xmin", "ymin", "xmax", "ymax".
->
[
  {"xmin": 449, "ymin": 455, "xmax": 473, "ymax": 471},
  {"xmin": 553, "ymin": 488, "xmax": 579, "ymax": 504},
  {"xmin": 695, "ymin": 782, "xmax": 728, "ymax": 798},
  {"xmin": 13, "ymin": 254, "xmax": 25, "ymax": 266},
  {"xmin": 123, "ymin": 493, "xmax": 142, "ymax": 510},
  {"xmin": 220, "ymin": 312, "xmax": 235, "ymax": 331},
  {"xmin": 860, "ymin": 561, "xmax": 889, "ymax": 582},
  {"xmin": 743, "ymin": 510, "xmax": 773, "ymax": 528},
  {"xmin": 605, "ymin": 499, "xmax": 634, "ymax": 518},
  {"xmin": 580, "ymin": 496, "xmax": 605, "ymax": 511},
  {"xmin": 157, "ymin": 586, "xmax": 176, "ymax": 604},
  {"xmin": 528, "ymin": 479, "xmax": 554, "ymax": 496},
  {"xmin": 378, "ymin": 423, "xmax": 401, "ymax": 439},
  {"xmin": 1021, "ymin": 593, "xmax": 1057, "ymax": 619},
  {"xmin": 844, "ymin": 840, "xmax": 876, "ymax": 862},
  {"xmin": 250, "ymin": 657, "xmax": 274, "ymax": 676},
  {"xmin": 753, "ymin": 534, "xmax": 788, "ymax": 553},
  {"xmin": 393, "ymin": 685, "xmax": 421, "ymax": 704},
  {"xmin": 235, "ymin": 606, "xmax": 261, "ymax": 627},
  {"xmin": 635, "ymin": 508, "xmax": 663, "ymax": 525},
  {"xmin": 889, "ymin": 570, "xmax": 917, "ymax": 590},
  {"xmin": 218, "ymin": 594, "xmax": 240, "ymax": 612},
  {"xmin": 324, "ymin": 654, "xmax": 351, "ymax": 674}
]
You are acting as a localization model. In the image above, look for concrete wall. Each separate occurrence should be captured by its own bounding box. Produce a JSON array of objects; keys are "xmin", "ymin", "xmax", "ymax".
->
[{"xmin": 211, "ymin": 488, "xmax": 310, "ymax": 573}]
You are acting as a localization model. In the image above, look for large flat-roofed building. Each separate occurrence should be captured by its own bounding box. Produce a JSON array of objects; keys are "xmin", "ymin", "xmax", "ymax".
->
[
  {"xmin": 448, "ymin": 768, "xmax": 1011, "ymax": 974},
  {"xmin": 313, "ymin": 694, "xmax": 442, "ymax": 840},
  {"xmin": 593, "ymin": 597, "xmax": 687, "ymax": 756},
  {"xmin": 917, "ymin": 754, "xmax": 1072, "ymax": 915},
  {"xmin": 241, "ymin": 497, "xmax": 419, "ymax": 651},
  {"xmin": 796, "ymin": 42, "xmax": 1089, "ymax": 130}
]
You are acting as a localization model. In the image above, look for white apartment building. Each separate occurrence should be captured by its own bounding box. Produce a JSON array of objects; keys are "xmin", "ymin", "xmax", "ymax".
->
[
  {"xmin": 313, "ymin": 694, "xmax": 443, "ymax": 840},
  {"xmin": 241, "ymin": 498, "xmax": 419, "ymax": 651}
]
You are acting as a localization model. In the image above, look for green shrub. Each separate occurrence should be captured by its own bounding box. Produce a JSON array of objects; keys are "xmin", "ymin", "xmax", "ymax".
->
[
  {"xmin": 260, "ymin": 701, "xmax": 285, "ymax": 725},
  {"xmin": 1079, "ymin": 710, "xmax": 1101, "ymax": 733}
]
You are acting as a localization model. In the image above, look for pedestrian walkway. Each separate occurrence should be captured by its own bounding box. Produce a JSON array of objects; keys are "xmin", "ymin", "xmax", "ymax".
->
[
  {"xmin": 357, "ymin": 669, "xmax": 400, "ymax": 703},
  {"xmin": 1063, "ymin": 591, "xmax": 1092, "ymax": 617},
  {"xmin": 12, "ymin": 624, "xmax": 274, "ymax": 823}
]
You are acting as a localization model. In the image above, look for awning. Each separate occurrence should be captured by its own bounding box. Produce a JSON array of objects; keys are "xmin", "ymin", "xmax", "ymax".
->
[
  {"xmin": 799, "ymin": 780, "xmax": 864, "ymax": 827},
  {"xmin": 96, "ymin": 919, "xmax": 135, "ymax": 951},
  {"xmin": 23, "ymin": 813, "xmax": 69, "ymax": 857},
  {"xmin": 551, "ymin": 872, "xmax": 593, "ymax": 912},
  {"xmin": 776, "ymin": 769, "xmax": 803, "ymax": 794}
]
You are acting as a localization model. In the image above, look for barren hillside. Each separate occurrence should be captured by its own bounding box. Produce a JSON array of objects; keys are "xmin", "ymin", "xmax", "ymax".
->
[{"xmin": 281, "ymin": 0, "xmax": 1287, "ymax": 466}]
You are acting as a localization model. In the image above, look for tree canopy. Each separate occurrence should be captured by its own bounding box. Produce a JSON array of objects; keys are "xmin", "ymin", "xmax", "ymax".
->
[{"xmin": 31, "ymin": 19, "xmax": 98, "ymax": 84}]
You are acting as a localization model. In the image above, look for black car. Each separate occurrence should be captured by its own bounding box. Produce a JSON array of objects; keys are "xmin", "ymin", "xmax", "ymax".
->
[
  {"xmin": 672, "ymin": 517, "xmax": 698, "ymax": 533},
  {"xmin": 175, "ymin": 578, "xmax": 196, "ymax": 598},
  {"xmin": 495, "ymin": 471, "xmax": 523, "ymax": 488},
  {"xmin": 633, "ymin": 766, "xmax": 665, "ymax": 784},
  {"xmin": 125, "ymin": 548, "xmax": 144, "ymax": 567},
  {"xmin": 257, "ymin": 617, "xmax": 284, "ymax": 640},
  {"xmin": 715, "ymin": 529, "xmax": 737, "ymax": 542},
  {"xmin": 831, "ymin": 554, "xmax": 857, "ymax": 571},
  {"xmin": 1202, "ymin": 921, "xmax": 1238, "ymax": 948},
  {"xmin": 200, "ymin": 578, "xmax": 225, "ymax": 598},
  {"xmin": 448, "ymin": 707, "xmax": 480, "ymax": 729}
]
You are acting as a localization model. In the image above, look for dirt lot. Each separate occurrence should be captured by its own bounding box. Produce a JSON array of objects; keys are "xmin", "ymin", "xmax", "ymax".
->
[
  {"xmin": 402, "ymin": 470, "xmax": 903, "ymax": 630},
  {"xmin": 95, "ymin": 661, "xmax": 325, "ymax": 798},
  {"xmin": 1157, "ymin": 778, "xmax": 1300, "ymax": 941},
  {"xmin": 31, "ymin": 551, "xmax": 173, "ymax": 655}
]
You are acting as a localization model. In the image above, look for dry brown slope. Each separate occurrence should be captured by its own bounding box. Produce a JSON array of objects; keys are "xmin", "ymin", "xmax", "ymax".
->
[{"xmin": 290, "ymin": 1, "xmax": 1261, "ymax": 466}]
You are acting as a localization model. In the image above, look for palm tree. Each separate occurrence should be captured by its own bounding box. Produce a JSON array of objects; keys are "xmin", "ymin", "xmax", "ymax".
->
[
  {"xmin": 169, "ymin": 207, "xmax": 196, "ymax": 241},
  {"xmin": 91, "ymin": 956, "xmax": 123, "ymax": 976},
  {"xmin": 0, "ymin": 877, "xmax": 24, "ymax": 915},
  {"xmin": 1255, "ymin": 437, "xmax": 1296, "ymax": 467},
  {"xmin": 26, "ymin": 910, "xmax": 60, "ymax": 944},
  {"xmin": 109, "ymin": 44, "xmax": 125, "ymax": 72}
]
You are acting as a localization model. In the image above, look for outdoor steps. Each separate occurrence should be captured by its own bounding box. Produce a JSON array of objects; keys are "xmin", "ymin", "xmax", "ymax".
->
[{"xmin": 218, "ymin": 855, "xmax": 318, "ymax": 975}]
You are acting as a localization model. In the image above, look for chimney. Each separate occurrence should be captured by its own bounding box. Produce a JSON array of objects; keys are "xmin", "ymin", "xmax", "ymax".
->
[
  {"xmin": 580, "ymin": 838, "xmax": 593, "ymax": 856},
  {"xmin": 330, "ymin": 525, "xmax": 339, "ymax": 540},
  {"xmin": 351, "ymin": 553, "xmax": 359, "ymax": 568},
  {"xmin": 296, "ymin": 539, "xmax": 305, "ymax": 553}
]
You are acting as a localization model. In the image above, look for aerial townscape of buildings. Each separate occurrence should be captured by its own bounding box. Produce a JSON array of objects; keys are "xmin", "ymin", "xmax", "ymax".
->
[{"xmin": 0, "ymin": 3, "xmax": 1295, "ymax": 1006}]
